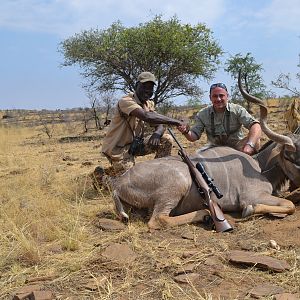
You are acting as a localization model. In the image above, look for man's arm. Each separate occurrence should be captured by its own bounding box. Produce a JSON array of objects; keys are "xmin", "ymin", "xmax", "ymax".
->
[
  {"xmin": 247, "ymin": 122, "xmax": 261, "ymax": 143},
  {"xmin": 153, "ymin": 124, "xmax": 165, "ymax": 136},
  {"xmin": 130, "ymin": 107, "xmax": 182, "ymax": 126},
  {"xmin": 130, "ymin": 107, "xmax": 183, "ymax": 146},
  {"xmin": 148, "ymin": 124, "xmax": 165, "ymax": 146},
  {"xmin": 243, "ymin": 122, "xmax": 262, "ymax": 155},
  {"xmin": 177, "ymin": 124, "xmax": 199, "ymax": 142}
]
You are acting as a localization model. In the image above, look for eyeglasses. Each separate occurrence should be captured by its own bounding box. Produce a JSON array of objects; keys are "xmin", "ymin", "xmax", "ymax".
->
[{"xmin": 210, "ymin": 83, "xmax": 227, "ymax": 93}]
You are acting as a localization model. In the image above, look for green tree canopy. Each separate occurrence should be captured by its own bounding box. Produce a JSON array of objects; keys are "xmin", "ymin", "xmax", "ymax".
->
[
  {"xmin": 225, "ymin": 53, "xmax": 270, "ymax": 110},
  {"xmin": 60, "ymin": 16, "xmax": 222, "ymax": 105}
]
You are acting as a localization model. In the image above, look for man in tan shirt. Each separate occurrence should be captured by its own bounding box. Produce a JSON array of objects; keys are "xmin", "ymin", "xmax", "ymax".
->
[
  {"xmin": 178, "ymin": 82, "xmax": 261, "ymax": 155},
  {"xmin": 101, "ymin": 71, "xmax": 184, "ymax": 173}
]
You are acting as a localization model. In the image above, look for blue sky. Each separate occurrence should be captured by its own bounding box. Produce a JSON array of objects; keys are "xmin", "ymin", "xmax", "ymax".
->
[{"xmin": 0, "ymin": 0, "xmax": 299, "ymax": 109}]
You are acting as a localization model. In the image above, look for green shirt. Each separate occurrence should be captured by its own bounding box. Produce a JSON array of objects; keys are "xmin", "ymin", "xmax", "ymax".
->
[{"xmin": 191, "ymin": 103, "xmax": 259, "ymax": 147}]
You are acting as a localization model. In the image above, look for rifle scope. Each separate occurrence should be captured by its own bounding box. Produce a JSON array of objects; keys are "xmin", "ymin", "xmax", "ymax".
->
[{"xmin": 196, "ymin": 162, "xmax": 223, "ymax": 199}]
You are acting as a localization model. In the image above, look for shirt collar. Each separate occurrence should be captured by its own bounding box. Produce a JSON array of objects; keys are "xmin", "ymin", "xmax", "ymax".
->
[
  {"xmin": 133, "ymin": 92, "xmax": 143, "ymax": 105},
  {"xmin": 133, "ymin": 92, "xmax": 153, "ymax": 107}
]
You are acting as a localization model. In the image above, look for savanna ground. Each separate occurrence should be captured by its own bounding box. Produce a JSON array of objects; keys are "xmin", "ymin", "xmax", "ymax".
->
[{"xmin": 0, "ymin": 101, "xmax": 299, "ymax": 299}]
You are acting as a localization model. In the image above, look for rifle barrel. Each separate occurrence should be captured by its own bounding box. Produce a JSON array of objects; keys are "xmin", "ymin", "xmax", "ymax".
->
[{"xmin": 168, "ymin": 128, "xmax": 182, "ymax": 151}]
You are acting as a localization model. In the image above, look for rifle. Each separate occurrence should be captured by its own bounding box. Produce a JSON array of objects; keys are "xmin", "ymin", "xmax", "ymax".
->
[{"xmin": 168, "ymin": 128, "xmax": 233, "ymax": 233}]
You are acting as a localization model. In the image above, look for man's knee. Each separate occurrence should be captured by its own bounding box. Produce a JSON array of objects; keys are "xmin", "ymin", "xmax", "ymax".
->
[
  {"xmin": 154, "ymin": 133, "xmax": 173, "ymax": 158},
  {"xmin": 111, "ymin": 159, "xmax": 134, "ymax": 174},
  {"xmin": 160, "ymin": 133, "xmax": 173, "ymax": 145}
]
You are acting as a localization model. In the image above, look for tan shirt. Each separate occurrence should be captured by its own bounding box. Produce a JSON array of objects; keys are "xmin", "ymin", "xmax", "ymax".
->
[
  {"xmin": 101, "ymin": 92, "xmax": 155, "ymax": 161},
  {"xmin": 191, "ymin": 103, "xmax": 259, "ymax": 147}
]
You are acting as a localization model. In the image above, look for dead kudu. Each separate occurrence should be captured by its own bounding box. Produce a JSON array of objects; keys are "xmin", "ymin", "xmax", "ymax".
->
[{"xmin": 110, "ymin": 74, "xmax": 300, "ymax": 230}]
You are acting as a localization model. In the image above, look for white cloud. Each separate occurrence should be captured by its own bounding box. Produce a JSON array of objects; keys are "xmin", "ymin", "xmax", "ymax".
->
[
  {"xmin": 239, "ymin": 0, "xmax": 300, "ymax": 34},
  {"xmin": 259, "ymin": 0, "xmax": 300, "ymax": 31},
  {"xmin": 1, "ymin": 0, "xmax": 299, "ymax": 38},
  {"xmin": 0, "ymin": 1, "xmax": 72, "ymax": 35},
  {"xmin": 0, "ymin": 0, "xmax": 226, "ymax": 37}
]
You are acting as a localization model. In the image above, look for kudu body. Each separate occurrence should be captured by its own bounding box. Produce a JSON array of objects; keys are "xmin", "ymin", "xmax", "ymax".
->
[{"xmin": 110, "ymin": 74, "xmax": 300, "ymax": 230}]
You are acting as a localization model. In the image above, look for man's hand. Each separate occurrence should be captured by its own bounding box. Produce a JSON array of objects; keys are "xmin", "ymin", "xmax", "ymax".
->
[
  {"xmin": 177, "ymin": 123, "xmax": 190, "ymax": 134},
  {"xmin": 148, "ymin": 132, "xmax": 161, "ymax": 147},
  {"xmin": 243, "ymin": 144, "xmax": 255, "ymax": 155}
]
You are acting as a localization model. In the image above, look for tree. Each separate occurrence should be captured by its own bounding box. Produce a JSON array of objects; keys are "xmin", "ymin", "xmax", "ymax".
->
[
  {"xmin": 186, "ymin": 97, "xmax": 202, "ymax": 110},
  {"xmin": 83, "ymin": 90, "xmax": 117, "ymax": 131},
  {"xmin": 225, "ymin": 53, "xmax": 269, "ymax": 112},
  {"xmin": 38, "ymin": 114, "xmax": 55, "ymax": 139},
  {"xmin": 271, "ymin": 54, "xmax": 300, "ymax": 96},
  {"xmin": 60, "ymin": 15, "xmax": 222, "ymax": 105},
  {"xmin": 87, "ymin": 91, "xmax": 102, "ymax": 130},
  {"xmin": 99, "ymin": 92, "xmax": 117, "ymax": 126}
]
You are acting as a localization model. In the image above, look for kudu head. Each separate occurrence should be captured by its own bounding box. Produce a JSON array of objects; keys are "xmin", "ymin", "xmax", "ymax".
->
[
  {"xmin": 238, "ymin": 70, "xmax": 300, "ymax": 186},
  {"xmin": 238, "ymin": 70, "xmax": 296, "ymax": 152},
  {"xmin": 279, "ymin": 134, "xmax": 300, "ymax": 186}
]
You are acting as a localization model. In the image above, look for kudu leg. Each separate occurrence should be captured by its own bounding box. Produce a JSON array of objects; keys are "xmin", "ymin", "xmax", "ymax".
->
[
  {"xmin": 112, "ymin": 191, "xmax": 130, "ymax": 221},
  {"xmin": 148, "ymin": 210, "xmax": 210, "ymax": 229},
  {"xmin": 244, "ymin": 195, "xmax": 295, "ymax": 217}
]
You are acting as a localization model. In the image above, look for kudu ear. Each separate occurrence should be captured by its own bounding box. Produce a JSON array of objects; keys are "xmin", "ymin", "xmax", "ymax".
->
[
  {"xmin": 278, "ymin": 142, "xmax": 300, "ymax": 186},
  {"xmin": 265, "ymin": 143, "xmax": 283, "ymax": 166}
]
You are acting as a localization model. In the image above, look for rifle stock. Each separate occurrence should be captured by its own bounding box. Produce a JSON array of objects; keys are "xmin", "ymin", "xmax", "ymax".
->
[{"xmin": 168, "ymin": 128, "xmax": 233, "ymax": 233}]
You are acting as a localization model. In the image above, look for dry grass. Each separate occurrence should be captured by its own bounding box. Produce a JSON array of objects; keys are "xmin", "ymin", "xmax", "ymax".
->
[
  {"xmin": 0, "ymin": 107, "xmax": 299, "ymax": 299},
  {"xmin": 0, "ymin": 124, "xmax": 107, "ymax": 297}
]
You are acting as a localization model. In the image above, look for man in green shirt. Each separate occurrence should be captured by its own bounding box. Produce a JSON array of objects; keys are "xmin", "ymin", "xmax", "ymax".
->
[{"xmin": 178, "ymin": 82, "xmax": 261, "ymax": 155}]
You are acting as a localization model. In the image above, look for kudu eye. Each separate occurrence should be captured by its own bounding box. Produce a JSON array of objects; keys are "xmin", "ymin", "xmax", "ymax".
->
[
  {"xmin": 284, "ymin": 151, "xmax": 300, "ymax": 165},
  {"xmin": 284, "ymin": 151, "xmax": 294, "ymax": 161}
]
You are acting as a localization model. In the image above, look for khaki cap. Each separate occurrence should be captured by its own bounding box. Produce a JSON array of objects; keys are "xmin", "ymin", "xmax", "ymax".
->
[{"xmin": 137, "ymin": 72, "xmax": 156, "ymax": 84}]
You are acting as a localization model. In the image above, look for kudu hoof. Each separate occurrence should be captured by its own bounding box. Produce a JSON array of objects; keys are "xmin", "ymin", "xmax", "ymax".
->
[
  {"xmin": 203, "ymin": 215, "xmax": 214, "ymax": 228},
  {"xmin": 119, "ymin": 212, "xmax": 129, "ymax": 223},
  {"xmin": 242, "ymin": 205, "xmax": 254, "ymax": 218}
]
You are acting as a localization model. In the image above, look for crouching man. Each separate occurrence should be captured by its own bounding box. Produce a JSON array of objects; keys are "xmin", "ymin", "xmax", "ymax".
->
[{"xmin": 100, "ymin": 71, "xmax": 184, "ymax": 175}]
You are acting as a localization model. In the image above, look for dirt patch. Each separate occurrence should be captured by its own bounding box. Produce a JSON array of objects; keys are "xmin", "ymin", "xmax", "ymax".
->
[{"xmin": 49, "ymin": 209, "xmax": 300, "ymax": 299}]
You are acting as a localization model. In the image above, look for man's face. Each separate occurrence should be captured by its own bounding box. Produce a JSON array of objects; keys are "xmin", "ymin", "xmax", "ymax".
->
[
  {"xmin": 136, "ymin": 81, "xmax": 155, "ymax": 102},
  {"xmin": 210, "ymin": 87, "xmax": 228, "ymax": 112}
]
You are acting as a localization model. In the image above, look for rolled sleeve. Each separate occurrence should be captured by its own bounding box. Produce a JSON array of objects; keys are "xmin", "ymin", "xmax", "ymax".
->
[
  {"xmin": 237, "ymin": 106, "xmax": 259, "ymax": 129},
  {"xmin": 190, "ymin": 112, "xmax": 205, "ymax": 139},
  {"xmin": 118, "ymin": 97, "xmax": 140, "ymax": 116}
]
